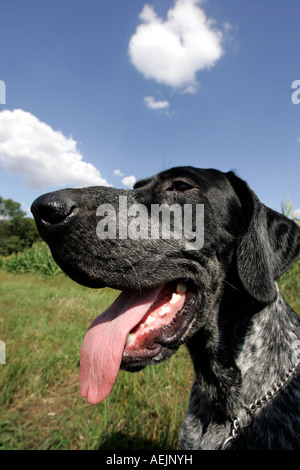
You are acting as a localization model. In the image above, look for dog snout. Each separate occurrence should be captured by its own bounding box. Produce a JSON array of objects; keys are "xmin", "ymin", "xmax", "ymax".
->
[{"xmin": 31, "ymin": 191, "xmax": 76, "ymax": 226}]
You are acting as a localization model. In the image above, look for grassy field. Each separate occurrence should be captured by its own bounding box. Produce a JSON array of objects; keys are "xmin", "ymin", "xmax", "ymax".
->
[
  {"xmin": 0, "ymin": 243, "xmax": 299, "ymax": 450},
  {"xmin": 0, "ymin": 270, "xmax": 193, "ymax": 450}
]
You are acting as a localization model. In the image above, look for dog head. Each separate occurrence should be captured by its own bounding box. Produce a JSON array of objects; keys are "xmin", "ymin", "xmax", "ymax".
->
[{"xmin": 31, "ymin": 166, "xmax": 300, "ymax": 404}]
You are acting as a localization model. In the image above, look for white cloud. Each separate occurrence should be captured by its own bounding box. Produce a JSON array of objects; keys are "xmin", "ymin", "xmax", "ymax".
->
[
  {"xmin": 114, "ymin": 168, "xmax": 136, "ymax": 188},
  {"xmin": 128, "ymin": 0, "xmax": 224, "ymax": 93},
  {"xmin": 144, "ymin": 96, "xmax": 170, "ymax": 110},
  {"xmin": 0, "ymin": 109, "xmax": 110, "ymax": 190},
  {"xmin": 122, "ymin": 175, "xmax": 137, "ymax": 188},
  {"xmin": 114, "ymin": 169, "xmax": 124, "ymax": 177}
]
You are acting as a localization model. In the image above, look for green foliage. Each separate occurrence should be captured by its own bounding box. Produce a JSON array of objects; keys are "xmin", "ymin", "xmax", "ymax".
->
[
  {"xmin": 0, "ymin": 196, "xmax": 26, "ymax": 219},
  {"xmin": 0, "ymin": 196, "xmax": 40, "ymax": 256},
  {"xmin": 0, "ymin": 242, "xmax": 62, "ymax": 276},
  {"xmin": 281, "ymin": 197, "xmax": 300, "ymax": 226}
]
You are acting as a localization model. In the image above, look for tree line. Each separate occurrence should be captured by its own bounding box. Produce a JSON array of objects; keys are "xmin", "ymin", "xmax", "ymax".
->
[{"xmin": 0, "ymin": 196, "xmax": 40, "ymax": 256}]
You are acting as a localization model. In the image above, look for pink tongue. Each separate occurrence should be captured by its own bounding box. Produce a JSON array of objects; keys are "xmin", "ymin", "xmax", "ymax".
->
[{"xmin": 79, "ymin": 285, "xmax": 164, "ymax": 404}]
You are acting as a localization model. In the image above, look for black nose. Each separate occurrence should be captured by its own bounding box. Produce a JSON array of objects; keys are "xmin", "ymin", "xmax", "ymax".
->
[{"xmin": 31, "ymin": 192, "xmax": 76, "ymax": 225}]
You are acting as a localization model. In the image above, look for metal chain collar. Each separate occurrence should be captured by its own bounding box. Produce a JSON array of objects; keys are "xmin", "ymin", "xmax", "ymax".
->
[{"xmin": 221, "ymin": 361, "xmax": 300, "ymax": 450}]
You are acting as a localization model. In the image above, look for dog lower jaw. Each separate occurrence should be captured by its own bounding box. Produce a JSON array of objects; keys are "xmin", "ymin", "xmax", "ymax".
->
[
  {"xmin": 121, "ymin": 291, "xmax": 197, "ymax": 370},
  {"xmin": 79, "ymin": 279, "xmax": 199, "ymax": 404},
  {"xmin": 120, "ymin": 346, "xmax": 177, "ymax": 372}
]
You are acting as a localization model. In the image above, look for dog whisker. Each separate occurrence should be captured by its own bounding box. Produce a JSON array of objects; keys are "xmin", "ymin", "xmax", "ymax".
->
[{"xmin": 124, "ymin": 257, "xmax": 143, "ymax": 293}]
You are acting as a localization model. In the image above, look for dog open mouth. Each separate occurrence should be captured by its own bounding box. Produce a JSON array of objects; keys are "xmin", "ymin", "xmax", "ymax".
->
[{"xmin": 79, "ymin": 281, "xmax": 197, "ymax": 404}]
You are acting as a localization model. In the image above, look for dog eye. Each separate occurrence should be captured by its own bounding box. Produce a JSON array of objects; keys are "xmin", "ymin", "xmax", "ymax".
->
[{"xmin": 167, "ymin": 181, "xmax": 193, "ymax": 192}]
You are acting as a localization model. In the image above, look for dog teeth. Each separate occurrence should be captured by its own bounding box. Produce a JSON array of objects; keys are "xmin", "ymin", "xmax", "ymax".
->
[
  {"xmin": 170, "ymin": 293, "xmax": 181, "ymax": 304},
  {"xmin": 159, "ymin": 305, "xmax": 171, "ymax": 316},
  {"xmin": 126, "ymin": 333, "xmax": 136, "ymax": 346},
  {"xmin": 146, "ymin": 315, "xmax": 155, "ymax": 325},
  {"xmin": 176, "ymin": 282, "xmax": 187, "ymax": 294}
]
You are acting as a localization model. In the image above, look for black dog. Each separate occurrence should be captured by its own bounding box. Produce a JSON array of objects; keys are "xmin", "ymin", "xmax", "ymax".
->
[{"xmin": 31, "ymin": 166, "xmax": 300, "ymax": 450}]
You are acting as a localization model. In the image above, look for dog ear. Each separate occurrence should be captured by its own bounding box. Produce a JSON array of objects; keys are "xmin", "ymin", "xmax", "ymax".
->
[{"xmin": 226, "ymin": 171, "xmax": 300, "ymax": 304}]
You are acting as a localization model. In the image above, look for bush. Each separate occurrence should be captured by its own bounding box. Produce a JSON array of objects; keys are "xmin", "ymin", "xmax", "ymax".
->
[{"xmin": 0, "ymin": 242, "xmax": 62, "ymax": 276}]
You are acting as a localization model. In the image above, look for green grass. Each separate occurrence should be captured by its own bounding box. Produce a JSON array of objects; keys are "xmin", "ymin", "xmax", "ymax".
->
[
  {"xmin": 0, "ymin": 272, "xmax": 193, "ymax": 450},
  {"xmin": 0, "ymin": 251, "xmax": 299, "ymax": 450},
  {"xmin": 277, "ymin": 257, "xmax": 300, "ymax": 313}
]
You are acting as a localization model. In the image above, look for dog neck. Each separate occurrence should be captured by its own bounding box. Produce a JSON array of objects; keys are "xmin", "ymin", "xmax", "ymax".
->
[
  {"xmin": 235, "ymin": 285, "xmax": 300, "ymax": 403},
  {"xmin": 186, "ymin": 284, "xmax": 300, "ymax": 417},
  {"xmin": 181, "ymin": 285, "xmax": 300, "ymax": 449}
]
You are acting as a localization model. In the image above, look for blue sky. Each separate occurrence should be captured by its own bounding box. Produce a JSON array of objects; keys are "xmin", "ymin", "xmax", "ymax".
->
[{"xmin": 0, "ymin": 0, "xmax": 299, "ymax": 216}]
